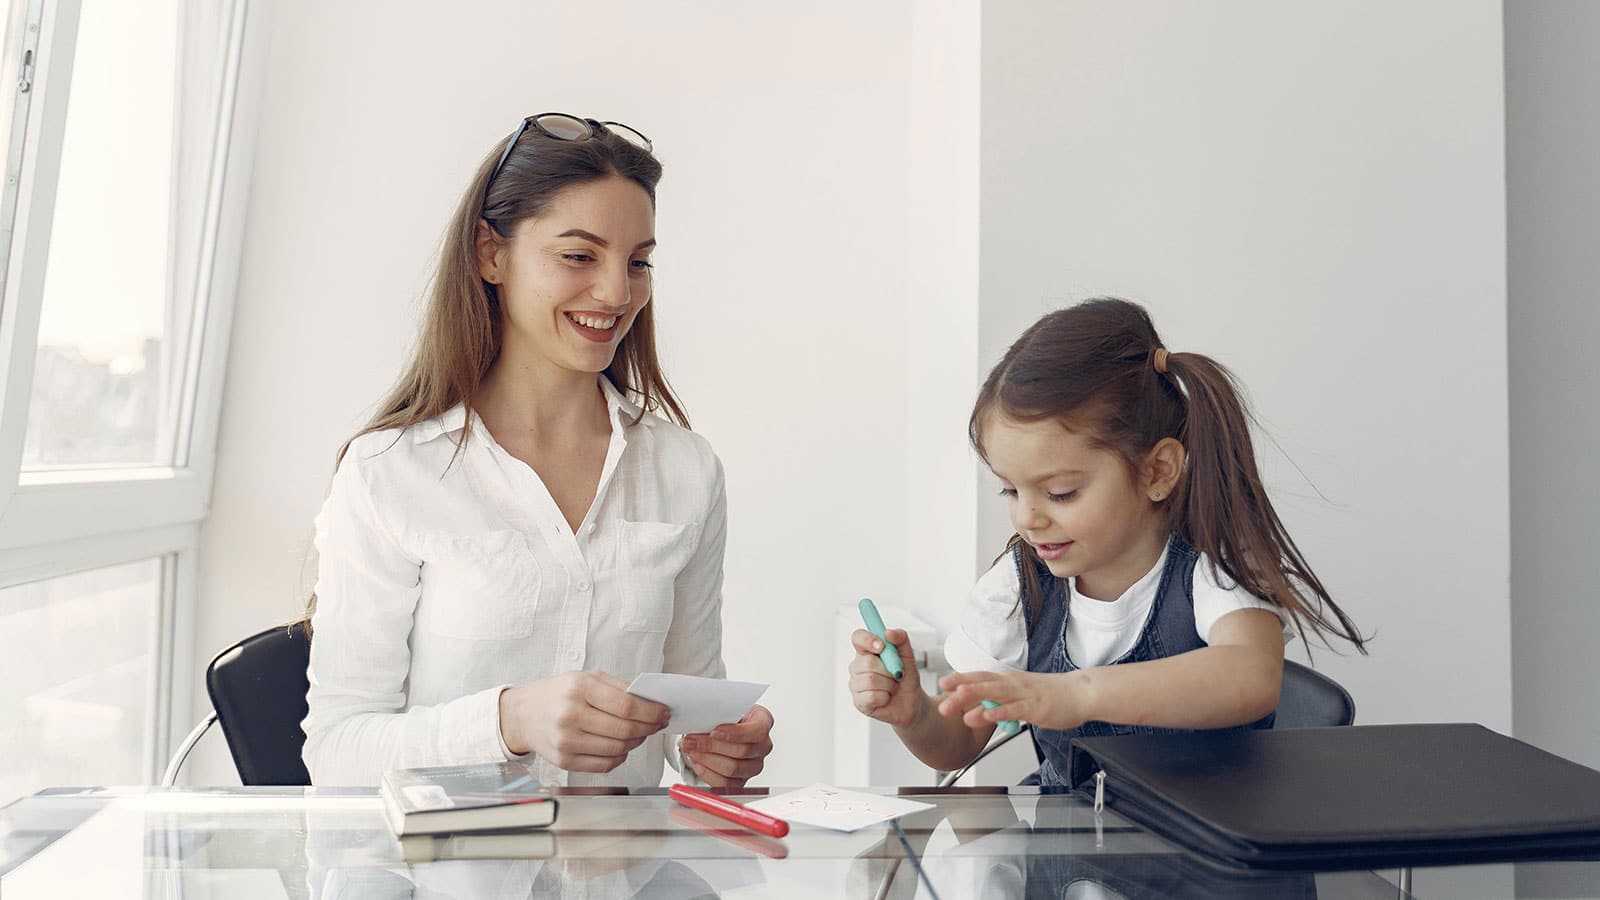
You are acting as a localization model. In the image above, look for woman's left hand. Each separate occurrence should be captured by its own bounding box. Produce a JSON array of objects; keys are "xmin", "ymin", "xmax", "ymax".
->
[
  {"xmin": 937, "ymin": 669, "xmax": 1089, "ymax": 732},
  {"xmin": 679, "ymin": 704, "xmax": 775, "ymax": 789}
]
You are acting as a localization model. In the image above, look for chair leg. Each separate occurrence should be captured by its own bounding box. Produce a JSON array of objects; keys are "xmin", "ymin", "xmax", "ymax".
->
[{"xmin": 161, "ymin": 711, "xmax": 218, "ymax": 787}]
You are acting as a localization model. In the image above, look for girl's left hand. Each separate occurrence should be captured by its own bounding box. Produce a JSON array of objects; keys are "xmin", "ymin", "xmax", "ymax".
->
[
  {"xmin": 679, "ymin": 704, "xmax": 775, "ymax": 789},
  {"xmin": 937, "ymin": 669, "xmax": 1089, "ymax": 732}
]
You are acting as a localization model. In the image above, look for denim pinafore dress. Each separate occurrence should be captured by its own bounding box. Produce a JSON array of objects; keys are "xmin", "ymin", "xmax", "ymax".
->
[{"xmin": 1019, "ymin": 533, "xmax": 1274, "ymax": 788}]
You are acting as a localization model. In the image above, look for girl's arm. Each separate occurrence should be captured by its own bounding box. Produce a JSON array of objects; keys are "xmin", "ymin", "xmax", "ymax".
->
[
  {"xmin": 939, "ymin": 608, "xmax": 1284, "ymax": 731},
  {"xmin": 848, "ymin": 627, "xmax": 996, "ymax": 772}
]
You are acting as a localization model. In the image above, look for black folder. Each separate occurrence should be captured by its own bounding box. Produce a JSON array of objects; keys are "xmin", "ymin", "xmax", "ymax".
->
[{"xmin": 1066, "ymin": 723, "xmax": 1600, "ymax": 871}]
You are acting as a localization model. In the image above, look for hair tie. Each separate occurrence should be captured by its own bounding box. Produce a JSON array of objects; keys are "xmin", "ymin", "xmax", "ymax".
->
[{"xmin": 1152, "ymin": 347, "xmax": 1170, "ymax": 375}]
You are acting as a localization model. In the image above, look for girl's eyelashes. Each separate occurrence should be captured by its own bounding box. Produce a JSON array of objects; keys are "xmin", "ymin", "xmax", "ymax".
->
[
  {"xmin": 629, "ymin": 258, "xmax": 654, "ymax": 273},
  {"xmin": 560, "ymin": 252, "xmax": 595, "ymax": 264},
  {"xmin": 995, "ymin": 487, "xmax": 1077, "ymax": 502}
]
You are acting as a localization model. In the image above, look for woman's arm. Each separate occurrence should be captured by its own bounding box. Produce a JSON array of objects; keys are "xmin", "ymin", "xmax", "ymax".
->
[
  {"xmin": 301, "ymin": 455, "xmax": 511, "ymax": 785},
  {"xmin": 657, "ymin": 454, "xmax": 777, "ymax": 787},
  {"xmin": 939, "ymin": 608, "xmax": 1284, "ymax": 731},
  {"xmin": 660, "ymin": 455, "xmax": 727, "ymax": 681}
]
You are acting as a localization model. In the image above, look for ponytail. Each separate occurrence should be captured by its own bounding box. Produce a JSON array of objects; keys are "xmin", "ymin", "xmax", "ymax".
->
[{"xmin": 1163, "ymin": 351, "xmax": 1367, "ymax": 653}]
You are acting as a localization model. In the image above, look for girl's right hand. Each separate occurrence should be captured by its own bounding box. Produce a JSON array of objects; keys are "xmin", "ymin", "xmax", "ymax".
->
[
  {"xmin": 498, "ymin": 671, "xmax": 671, "ymax": 773},
  {"xmin": 848, "ymin": 628, "xmax": 925, "ymax": 726}
]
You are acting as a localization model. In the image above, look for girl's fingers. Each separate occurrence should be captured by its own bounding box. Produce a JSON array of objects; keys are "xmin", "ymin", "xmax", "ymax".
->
[
  {"xmin": 938, "ymin": 671, "xmax": 1000, "ymax": 693},
  {"xmin": 851, "ymin": 628, "xmax": 887, "ymax": 655}
]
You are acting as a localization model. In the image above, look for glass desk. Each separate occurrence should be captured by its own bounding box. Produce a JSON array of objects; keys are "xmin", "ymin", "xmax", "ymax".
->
[{"xmin": 1, "ymin": 786, "xmax": 1594, "ymax": 899}]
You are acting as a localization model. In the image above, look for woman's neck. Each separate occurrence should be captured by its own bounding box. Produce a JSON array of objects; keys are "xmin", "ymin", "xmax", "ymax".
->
[{"xmin": 476, "ymin": 355, "xmax": 610, "ymax": 444}]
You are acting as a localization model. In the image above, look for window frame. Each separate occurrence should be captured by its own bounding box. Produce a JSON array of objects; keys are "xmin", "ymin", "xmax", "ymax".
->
[{"xmin": 0, "ymin": 0, "xmax": 257, "ymax": 785}]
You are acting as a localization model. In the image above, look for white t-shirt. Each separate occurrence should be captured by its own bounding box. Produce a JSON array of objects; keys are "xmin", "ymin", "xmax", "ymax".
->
[
  {"xmin": 302, "ymin": 376, "xmax": 727, "ymax": 788},
  {"xmin": 944, "ymin": 542, "xmax": 1287, "ymax": 674}
]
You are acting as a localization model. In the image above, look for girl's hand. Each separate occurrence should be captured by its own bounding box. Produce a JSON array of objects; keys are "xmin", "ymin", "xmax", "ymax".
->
[
  {"xmin": 847, "ymin": 627, "xmax": 924, "ymax": 726},
  {"xmin": 499, "ymin": 671, "xmax": 671, "ymax": 773},
  {"xmin": 938, "ymin": 669, "xmax": 1090, "ymax": 732},
  {"xmin": 679, "ymin": 704, "xmax": 775, "ymax": 789}
]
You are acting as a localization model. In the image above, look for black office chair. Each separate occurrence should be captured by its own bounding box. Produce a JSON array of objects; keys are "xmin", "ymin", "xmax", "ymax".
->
[
  {"xmin": 162, "ymin": 622, "xmax": 313, "ymax": 786},
  {"xmin": 938, "ymin": 659, "xmax": 1355, "ymax": 786},
  {"xmin": 1273, "ymin": 658, "xmax": 1355, "ymax": 729}
]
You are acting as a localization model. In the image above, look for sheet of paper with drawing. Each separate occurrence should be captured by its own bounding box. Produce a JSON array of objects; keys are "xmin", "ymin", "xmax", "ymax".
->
[
  {"xmin": 624, "ymin": 673, "xmax": 768, "ymax": 734},
  {"xmin": 745, "ymin": 784, "xmax": 934, "ymax": 832}
]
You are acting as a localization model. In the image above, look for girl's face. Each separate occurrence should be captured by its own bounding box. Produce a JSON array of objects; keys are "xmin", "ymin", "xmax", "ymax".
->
[
  {"xmin": 478, "ymin": 174, "xmax": 656, "ymax": 378},
  {"xmin": 983, "ymin": 413, "xmax": 1177, "ymax": 601}
]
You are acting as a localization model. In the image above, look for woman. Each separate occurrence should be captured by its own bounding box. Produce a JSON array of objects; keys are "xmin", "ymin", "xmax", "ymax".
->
[{"xmin": 302, "ymin": 113, "xmax": 774, "ymax": 790}]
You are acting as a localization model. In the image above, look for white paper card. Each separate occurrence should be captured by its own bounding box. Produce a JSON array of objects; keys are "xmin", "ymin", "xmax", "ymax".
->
[
  {"xmin": 744, "ymin": 784, "xmax": 935, "ymax": 832},
  {"xmin": 624, "ymin": 673, "xmax": 768, "ymax": 734}
]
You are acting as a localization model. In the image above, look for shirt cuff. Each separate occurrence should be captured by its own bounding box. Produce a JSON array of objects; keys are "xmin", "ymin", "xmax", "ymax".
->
[
  {"xmin": 664, "ymin": 733, "xmax": 704, "ymax": 787},
  {"xmin": 488, "ymin": 685, "xmax": 535, "ymax": 762}
]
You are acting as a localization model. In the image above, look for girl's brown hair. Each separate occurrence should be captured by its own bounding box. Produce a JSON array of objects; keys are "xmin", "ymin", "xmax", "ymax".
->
[
  {"xmin": 970, "ymin": 297, "xmax": 1366, "ymax": 653},
  {"xmin": 304, "ymin": 122, "xmax": 685, "ymax": 630}
]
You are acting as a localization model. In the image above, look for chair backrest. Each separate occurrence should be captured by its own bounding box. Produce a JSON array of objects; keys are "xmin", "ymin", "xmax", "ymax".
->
[
  {"xmin": 1275, "ymin": 659, "xmax": 1356, "ymax": 728},
  {"xmin": 206, "ymin": 622, "xmax": 313, "ymax": 786}
]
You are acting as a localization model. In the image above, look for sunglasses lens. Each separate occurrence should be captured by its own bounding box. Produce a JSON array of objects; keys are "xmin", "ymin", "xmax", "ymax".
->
[
  {"xmin": 534, "ymin": 114, "xmax": 592, "ymax": 141},
  {"xmin": 603, "ymin": 123, "xmax": 652, "ymax": 153}
]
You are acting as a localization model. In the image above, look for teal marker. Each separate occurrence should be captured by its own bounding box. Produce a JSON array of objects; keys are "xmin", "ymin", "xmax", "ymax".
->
[
  {"xmin": 857, "ymin": 598, "xmax": 903, "ymax": 679},
  {"xmin": 982, "ymin": 700, "xmax": 1021, "ymax": 735}
]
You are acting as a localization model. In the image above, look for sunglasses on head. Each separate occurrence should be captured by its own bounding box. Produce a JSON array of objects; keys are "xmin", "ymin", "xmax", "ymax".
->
[{"xmin": 482, "ymin": 112, "xmax": 652, "ymax": 215}]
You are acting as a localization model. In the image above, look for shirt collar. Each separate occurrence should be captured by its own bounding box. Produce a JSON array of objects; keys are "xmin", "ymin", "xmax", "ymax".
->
[{"xmin": 410, "ymin": 376, "xmax": 652, "ymax": 445}]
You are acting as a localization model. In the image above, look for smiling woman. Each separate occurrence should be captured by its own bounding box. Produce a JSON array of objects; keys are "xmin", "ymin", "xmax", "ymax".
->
[{"xmin": 298, "ymin": 113, "xmax": 774, "ymax": 791}]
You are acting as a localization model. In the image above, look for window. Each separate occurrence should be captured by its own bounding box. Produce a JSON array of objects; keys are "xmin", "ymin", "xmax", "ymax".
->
[
  {"xmin": 0, "ymin": 0, "xmax": 256, "ymax": 804},
  {"xmin": 0, "ymin": 558, "xmax": 166, "ymax": 805}
]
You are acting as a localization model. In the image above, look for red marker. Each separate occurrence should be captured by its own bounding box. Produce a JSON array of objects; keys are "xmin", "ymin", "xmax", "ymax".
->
[{"xmin": 668, "ymin": 783, "xmax": 790, "ymax": 838}]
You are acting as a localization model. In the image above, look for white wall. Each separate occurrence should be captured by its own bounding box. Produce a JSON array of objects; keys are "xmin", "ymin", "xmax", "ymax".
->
[
  {"xmin": 1505, "ymin": 7, "xmax": 1600, "ymax": 895},
  {"xmin": 1506, "ymin": 0, "xmax": 1600, "ymax": 773},
  {"xmin": 193, "ymin": 3, "xmax": 1535, "ymax": 823},
  {"xmin": 979, "ymin": 0, "xmax": 1511, "ymax": 728},
  {"xmin": 192, "ymin": 0, "xmax": 924, "ymax": 786}
]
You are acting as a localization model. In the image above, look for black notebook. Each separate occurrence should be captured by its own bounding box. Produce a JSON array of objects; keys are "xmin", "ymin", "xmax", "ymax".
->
[{"xmin": 1066, "ymin": 723, "xmax": 1600, "ymax": 871}]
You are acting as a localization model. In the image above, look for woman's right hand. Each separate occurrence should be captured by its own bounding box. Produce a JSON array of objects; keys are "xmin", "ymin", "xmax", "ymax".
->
[
  {"xmin": 499, "ymin": 672, "xmax": 671, "ymax": 773},
  {"xmin": 848, "ymin": 628, "xmax": 926, "ymax": 727}
]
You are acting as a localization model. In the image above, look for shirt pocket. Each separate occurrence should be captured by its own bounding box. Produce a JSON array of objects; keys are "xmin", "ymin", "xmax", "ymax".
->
[
  {"xmin": 617, "ymin": 520, "xmax": 699, "ymax": 633},
  {"xmin": 415, "ymin": 530, "xmax": 543, "ymax": 639}
]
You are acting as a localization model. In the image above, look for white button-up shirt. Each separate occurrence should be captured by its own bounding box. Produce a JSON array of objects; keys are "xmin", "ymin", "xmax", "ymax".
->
[{"xmin": 302, "ymin": 377, "xmax": 727, "ymax": 788}]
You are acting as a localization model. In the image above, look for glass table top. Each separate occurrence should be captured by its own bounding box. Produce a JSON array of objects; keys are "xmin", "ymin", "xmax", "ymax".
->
[{"xmin": 2, "ymin": 785, "xmax": 1593, "ymax": 899}]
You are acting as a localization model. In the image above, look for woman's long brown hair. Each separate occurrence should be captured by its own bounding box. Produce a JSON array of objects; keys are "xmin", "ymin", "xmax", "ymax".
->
[
  {"xmin": 970, "ymin": 297, "xmax": 1367, "ymax": 654},
  {"xmin": 303, "ymin": 122, "xmax": 686, "ymax": 629}
]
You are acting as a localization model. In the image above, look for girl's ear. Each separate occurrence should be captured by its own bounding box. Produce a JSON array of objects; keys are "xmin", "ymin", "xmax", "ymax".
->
[
  {"xmin": 1143, "ymin": 438, "xmax": 1186, "ymax": 502},
  {"xmin": 475, "ymin": 219, "xmax": 507, "ymax": 285}
]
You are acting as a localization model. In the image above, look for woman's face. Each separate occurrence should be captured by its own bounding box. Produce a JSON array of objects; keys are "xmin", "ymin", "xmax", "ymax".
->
[{"xmin": 480, "ymin": 174, "xmax": 656, "ymax": 378}]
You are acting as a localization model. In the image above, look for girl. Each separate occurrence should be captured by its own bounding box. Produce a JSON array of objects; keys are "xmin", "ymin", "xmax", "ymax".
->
[
  {"xmin": 848, "ymin": 297, "xmax": 1364, "ymax": 786},
  {"xmin": 302, "ymin": 113, "xmax": 773, "ymax": 789}
]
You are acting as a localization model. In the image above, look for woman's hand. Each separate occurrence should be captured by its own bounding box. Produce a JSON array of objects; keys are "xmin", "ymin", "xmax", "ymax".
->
[
  {"xmin": 499, "ymin": 671, "xmax": 670, "ymax": 773},
  {"xmin": 679, "ymin": 704, "xmax": 775, "ymax": 789},
  {"xmin": 938, "ymin": 669, "xmax": 1089, "ymax": 732},
  {"xmin": 847, "ymin": 627, "xmax": 926, "ymax": 727}
]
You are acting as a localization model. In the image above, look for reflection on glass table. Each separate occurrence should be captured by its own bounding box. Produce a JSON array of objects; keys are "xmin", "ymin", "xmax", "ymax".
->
[{"xmin": 5, "ymin": 785, "xmax": 1590, "ymax": 899}]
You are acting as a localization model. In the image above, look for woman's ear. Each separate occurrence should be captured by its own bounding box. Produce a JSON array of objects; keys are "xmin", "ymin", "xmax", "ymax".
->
[
  {"xmin": 1143, "ymin": 438, "xmax": 1186, "ymax": 502},
  {"xmin": 475, "ymin": 219, "xmax": 507, "ymax": 284}
]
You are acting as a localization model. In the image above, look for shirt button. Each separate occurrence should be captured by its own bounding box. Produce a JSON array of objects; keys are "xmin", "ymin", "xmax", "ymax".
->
[
  {"xmin": 577, "ymin": 580, "xmax": 591, "ymax": 592},
  {"xmin": 566, "ymin": 649, "xmax": 581, "ymax": 664},
  {"xmin": 585, "ymin": 523, "xmax": 597, "ymax": 534}
]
